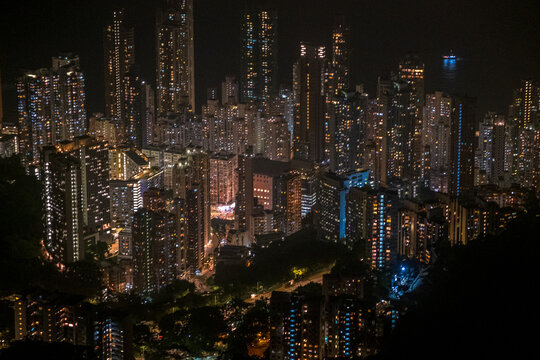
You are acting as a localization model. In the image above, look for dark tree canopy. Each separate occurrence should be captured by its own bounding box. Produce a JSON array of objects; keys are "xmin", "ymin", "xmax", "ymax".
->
[{"xmin": 373, "ymin": 212, "xmax": 540, "ymax": 359}]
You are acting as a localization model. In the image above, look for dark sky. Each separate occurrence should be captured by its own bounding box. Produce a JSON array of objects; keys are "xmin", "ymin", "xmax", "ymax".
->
[{"xmin": 1, "ymin": 0, "xmax": 539, "ymax": 121}]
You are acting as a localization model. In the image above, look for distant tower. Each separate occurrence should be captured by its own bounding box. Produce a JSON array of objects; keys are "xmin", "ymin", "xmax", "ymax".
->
[
  {"xmin": 240, "ymin": 1, "xmax": 278, "ymax": 104},
  {"xmin": 172, "ymin": 147, "xmax": 210, "ymax": 275},
  {"xmin": 221, "ymin": 75, "xmax": 239, "ymax": 105},
  {"xmin": 330, "ymin": 18, "xmax": 351, "ymax": 96},
  {"xmin": 104, "ymin": 9, "xmax": 135, "ymax": 123},
  {"xmin": 42, "ymin": 146, "xmax": 84, "ymax": 264},
  {"xmin": 449, "ymin": 95, "xmax": 476, "ymax": 197},
  {"xmin": 422, "ymin": 91, "xmax": 452, "ymax": 192},
  {"xmin": 156, "ymin": 0, "xmax": 195, "ymax": 113},
  {"xmin": 18, "ymin": 55, "xmax": 86, "ymax": 164},
  {"xmin": 141, "ymin": 83, "xmax": 155, "ymax": 147},
  {"xmin": 509, "ymin": 80, "xmax": 540, "ymax": 188},
  {"xmin": 292, "ymin": 43, "xmax": 326, "ymax": 162},
  {"xmin": 398, "ymin": 55, "xmax": 425, "ymax": 180}
]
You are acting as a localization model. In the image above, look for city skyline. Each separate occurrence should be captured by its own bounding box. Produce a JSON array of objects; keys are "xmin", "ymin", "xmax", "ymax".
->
[
  {"xmin": 0, "ymin": 1, "xmax": 538, "ymax": 359},
  {"xmin": 1, "ymin": 0, "xmax": 539, "ymax": 118}
]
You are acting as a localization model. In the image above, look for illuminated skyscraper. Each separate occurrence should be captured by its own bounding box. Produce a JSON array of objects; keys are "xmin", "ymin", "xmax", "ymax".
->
[
  {"xmin": 240, "ymin": 1, "xmax": 278, "ymax": 104},
  {"xmin": 156, "ymin": 0, "xmax": 195, "ymax": 113},
  {"xmin": 491, "ymin": 116, "xmax": 507, "ymax": 183},
  {"xmin": 508, "ymin": 80, "xmax": 540, "ymax": 189},
  {"xmin": 17, "ymin": 55, "xmax": 86, "ymax": 164},
  {"xmin": 110, "ymin": 179, "xmax": 143, "ymax": 229},
  {"xmin": 277, "ymin": 292, "xmax": 322, "ymax": 360},
  {"xmin": 172, "ymin": 147, "xmax": 210, "ymax": 274},
  {"xmin": 293, "ymin": 43, "xmax": 326, "ymax": 162},
  {"xmin": 387, "ymin": 81, "xmax": 415, "ymax": 179},
  {"xmin": 41, "ymin": 136, "xmax": 110, "ymax": 264},
  {"xmin": 397, "ymin": 55, "xmax": 425, "ymax": 180},
  {"xmin": 328, "ymin": 87, "xmax": 367, "ymax": 174},
  {"xmin": 449, "ymin": 95, "xmax": 476, "ymax": 197},
  {"xmin": 422, "ymin": 91, "xmax": 452, "ymax": 192},
  {"xmin": 474, "ymin": 112, "xmax": 507, "ymax": 185},
  {"xmin": 397, "ymin": 200, "xmax": 445, "ymax": 264},
  {"xmin": 133, "ymin": 208, "xmax": 177, "ymax": 293},
  {"xmin": 57, "ymin": 136, "xmax": 111, "ymax": 233},
  {"xmin": 329, "ymin": 19, "xmax": 351, "ymax": 96},
  {"xmin": 141, "ymin": 82, "xmax": 155, "ymax": 147},
  {"xmin": 222, "ymin": 75, "xmax": 239, "ymax": 105},
  {"xmin": 122, "ymin": 69, "xmax": 142, "ymax": 147},
  {"xmin": 363, "ymin": 78, "xmax": 391, "ymax": 185},
  {"xmin": 235, "ymin": 149, "xmax": 254, "ymax": 234},
  {"xmin": 104, "ymin": 9, "xmax": 135, "ymax": 123},
  {"xmin": 265, "ymin": 116, "xmax": 291, "ymax": 162},
  {"xmin": 210, "ymin": 151, "xmax": 237, "ymax": 213},
  {"xmin": 321, "ymin": 274, "xmax": 367, "ymax": 358},
  {"xmin": 346, "ymin": 187, "xmax": 399, "ymax": 270},
  {"xmin": 316, "ymin": 170, "xmax": 371, "ymax": 244},
  {"xmin": 94, "ymin": 316, "xmax": 125, "ymax": 360},
  {"xmin": 42, "ymin": 146, "xmax": 84, "ymax": 264}
]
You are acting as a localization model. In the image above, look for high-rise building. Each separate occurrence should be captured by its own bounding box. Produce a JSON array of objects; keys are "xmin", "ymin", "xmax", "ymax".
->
[
  {"xmin": 210, "ymin": 151, "xmax": 238, "ymax": 214},
  {"xmin": 316, "ymin": 170, "xmax": 371, "ymax": 244},
  {"xmin": 133, "ymin": 208, "xmax": 177, "ymax": 293},
  {"xmin": 122, "ymin": 70, "xmax": 142, "ymax": 147},
  {"xmin": 235, "ymin": 149, "xmax": 254, "ymax": 234},
  {"xmin": 94, "ymin": 316, "xmax": 125, "ymax": 360},
  {"xmin": 363, "ymin": 78, "xmax": 391, "ymax": 185},
  {"xmin": 346, "ymin": 187, "xmax": 399, "ymax": 270},
  {"xmin": 397, "ymin": 200, "xmax": 446, "ymax": 264},
  {"xmin": 265, "ymin": 116, "xmax": 291, "ymax": 162},
  {"xmin": 110, "ymin": 179, "xmax": 143, "ymax": 229},
  {"xmin": 492, "ymin": 115, "xmax": 507, "ymax": 183},
  {"xmin": 508, "ymin": 80, "xmax": 540, "ymax": 189},
  {"xmin": 89, "ymin": 114, "xmax": 118, "ymax": 146},
  {"xmin": 57, "ymin": 136, "xmax": 111, "ymax": 233},
  {"xmin": 156, "ymin": 0, "xmax": 195, "ymax": 113},
  {"xmin": 42, "ymin": 146, "xmax": 84, "ymax": 264},
  {"xmin": 449, "ymin": 95, "xmax": 476, "ymax": 197},
  {"xmin": 273, "ymin": 291, "xmax": 321, "ymax": 360},
  {"xmin": 13, "ymin": 295, "xmax": 89, "ymax": 345},
  {"xmin": 321, "ymin": 274, "xmax": 368, "ymax": 358},
  {"xmin": 141, "ymin": 83, "xmax": 155, "ymax": 148},
  {"xmin": 18, "ymin": 55, "xmax": 87, "ymax": 164},
  {"xmin": 387, "ymin": 82, "xmax": 415, "ymax": 180},
  {"xmin": 240, "ymin": 1, "xmax": 278, "ymax": 104},
  {"xmin": 329, "ymin": 19, "xmax": 351, "ymax": 97},
  {"xmin": 0, "ymin": 134, "xmax": 19, "ymax": 158},
  {"xmin": 474, "ymin": 112, "xmax": 507, "ymax": 186},
  {"xmin": 398, "ymin": 55, "xmax": 425, "ymax": 180},
  {"xmin": 422, "ymin": 91, "xmax": 452, "ymax": 192},
  {"xmin": 41, "ymin": 137, "xmax": 110, "ymax": 264},
  {"xmin": 448, "ymin": 197, "xmax": 493, "ymax": 245},
  {"xmin": 109, "ymin": 147, "xmax": 149, "ymax": 180},
  {"xmin": 104, "ymin": 9, "xmax": 135, "ymax": 124},
  {"xmin": 293, "ymin": 43, "xmax": 326, "ymax": 162},
  {"xmin": 221, "ymin": 75, "xmax": 239, "ymax": 105},
  {"xmin": 328, "ymin": 87, "xmax": 367, "ymax": 174},
  {"xmin": 249, "ymin": 158, "xmax": 303, "ymax": 237},
  {"xmin": 171, "ymin": 147, "xmax": 210, "ymax": 274}
]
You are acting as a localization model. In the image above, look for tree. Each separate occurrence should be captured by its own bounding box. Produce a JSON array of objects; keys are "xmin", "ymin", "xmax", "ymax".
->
[
  {"xmin": 373, "ymin": 212, "xmax": 540, "ymax": 359},
  {"xmin": 177, "ymin": 306, "xmax": 228, "ymax": 356},
  {"xmin": 0, "ymin": 156, "xmax": 43, "ymax": 294}
]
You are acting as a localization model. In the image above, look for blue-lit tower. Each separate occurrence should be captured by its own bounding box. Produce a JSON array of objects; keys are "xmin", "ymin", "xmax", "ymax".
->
[{"xmin": 449, "ymin": 95, "xmax": 476, "ymax": 197}]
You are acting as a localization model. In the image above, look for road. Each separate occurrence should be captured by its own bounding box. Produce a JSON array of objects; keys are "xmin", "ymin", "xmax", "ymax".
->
[{"xmin": 246, "ymin": 265, "xmax": 333, "ymax": 303}]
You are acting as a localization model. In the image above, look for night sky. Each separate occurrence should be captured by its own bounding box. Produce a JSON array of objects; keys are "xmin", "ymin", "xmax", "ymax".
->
[{"xmin": 1, "ymin": 0, "xmax": 539, "ymax": 121}]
